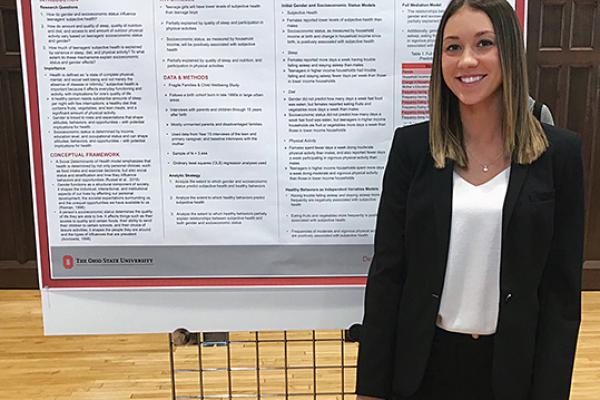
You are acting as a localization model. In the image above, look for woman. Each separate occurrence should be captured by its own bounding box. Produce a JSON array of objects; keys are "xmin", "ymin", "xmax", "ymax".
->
[{"xmin": 356, "ymin": 1, "xmax": 584, "ymax": 400}]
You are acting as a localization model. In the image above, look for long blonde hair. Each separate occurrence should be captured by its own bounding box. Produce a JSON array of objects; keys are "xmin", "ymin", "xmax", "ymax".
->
[{"xmin": 428, "ymin": 0, "xmax": 548, "ymax": 169}]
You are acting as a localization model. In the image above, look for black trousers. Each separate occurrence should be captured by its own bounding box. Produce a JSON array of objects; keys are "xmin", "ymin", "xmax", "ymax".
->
[{"xmin": 396, "ymin": 327, "xmax": 495, "ymax": 400}]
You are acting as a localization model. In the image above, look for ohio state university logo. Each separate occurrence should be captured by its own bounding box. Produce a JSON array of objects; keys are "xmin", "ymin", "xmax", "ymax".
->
[{"xmin": 62, "ymin": 255, "xmax": 74, "ymax": 270}]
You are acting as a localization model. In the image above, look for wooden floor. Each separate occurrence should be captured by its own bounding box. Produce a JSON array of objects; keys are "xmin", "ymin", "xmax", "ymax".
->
[{"xmin": 0, "ymin": 290, "xmax": 599, "ymax": 400}]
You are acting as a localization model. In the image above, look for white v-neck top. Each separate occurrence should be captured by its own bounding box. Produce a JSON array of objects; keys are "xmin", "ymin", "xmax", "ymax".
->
[{"xmin": 436, "ymin": 167, "xmax": 510, "ymax": 335}]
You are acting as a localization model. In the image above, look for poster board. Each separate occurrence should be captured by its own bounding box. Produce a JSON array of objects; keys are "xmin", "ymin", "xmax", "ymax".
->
[{"xmin": 18, "ymin": 0, "xmax": 523, "ymax": 334}]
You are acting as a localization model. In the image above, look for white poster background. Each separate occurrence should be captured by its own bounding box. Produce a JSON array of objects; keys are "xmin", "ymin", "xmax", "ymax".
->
[{"xmin": 18, "ymin": 0, "xmax": 522, "ymax": 334}]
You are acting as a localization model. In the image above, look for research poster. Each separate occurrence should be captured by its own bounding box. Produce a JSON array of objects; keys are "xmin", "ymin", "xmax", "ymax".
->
[{"xmin": 20, "ymin": 0, "xmax": 522, "ymax": 289}]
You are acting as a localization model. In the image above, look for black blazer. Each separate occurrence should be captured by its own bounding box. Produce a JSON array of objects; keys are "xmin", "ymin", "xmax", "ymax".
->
[{"xmin": 356, "ymin": 122, "xmax": 584, "ymax": 400}]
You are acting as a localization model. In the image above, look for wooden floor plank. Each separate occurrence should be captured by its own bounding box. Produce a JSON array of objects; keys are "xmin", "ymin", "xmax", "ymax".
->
[{"xmin": 0, "ymin": 290, "xmax": 598, "ymax": 399}]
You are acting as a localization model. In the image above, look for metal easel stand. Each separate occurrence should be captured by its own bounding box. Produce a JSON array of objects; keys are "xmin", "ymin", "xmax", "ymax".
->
[{"xmin": 168, "ymin": 325, "xmax": 361, "ymax": 400}]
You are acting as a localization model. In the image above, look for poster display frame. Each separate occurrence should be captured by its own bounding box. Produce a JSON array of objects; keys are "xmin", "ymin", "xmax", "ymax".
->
[{"xmin": 17, "ymin": 0, "xmax": 526, "ymax": 334}]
